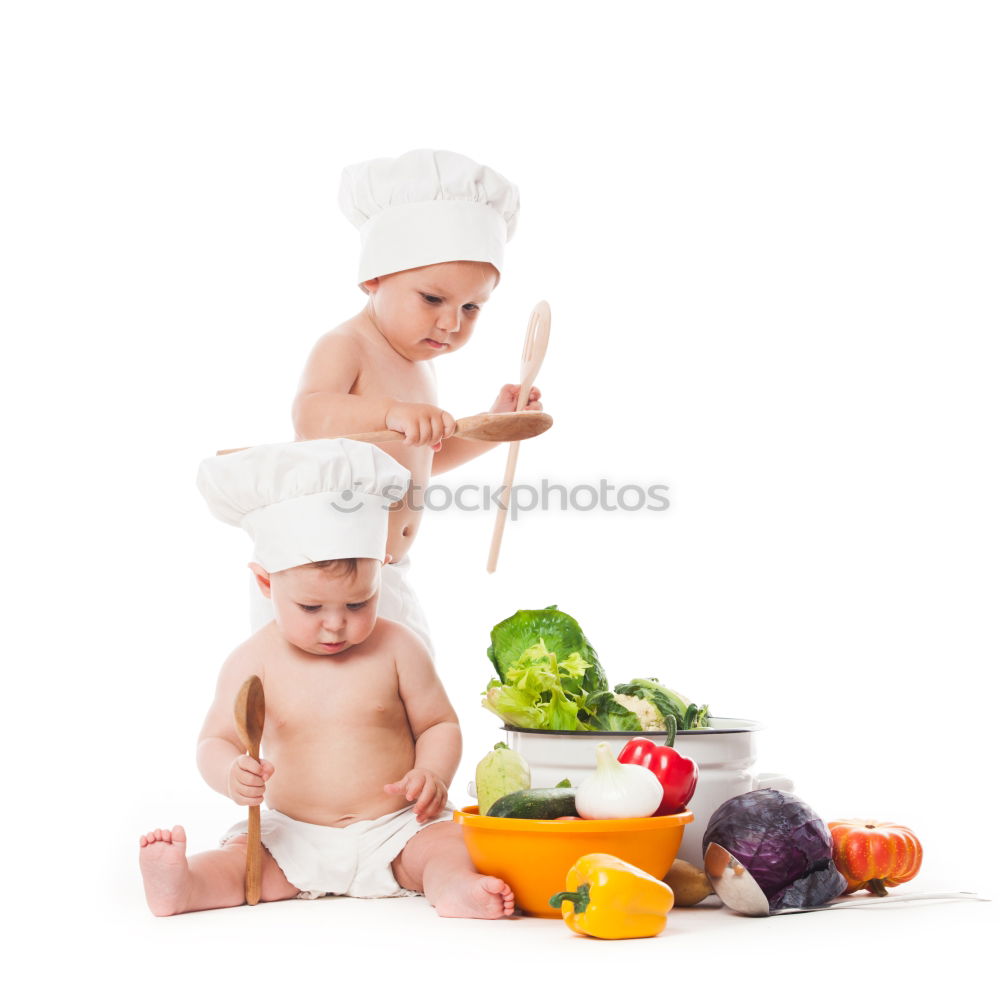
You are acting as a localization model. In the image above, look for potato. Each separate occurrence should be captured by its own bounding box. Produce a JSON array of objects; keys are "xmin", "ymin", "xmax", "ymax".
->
[{"xmin": 664, "ymin": 859, "xmax": 713, "ymax": 906}]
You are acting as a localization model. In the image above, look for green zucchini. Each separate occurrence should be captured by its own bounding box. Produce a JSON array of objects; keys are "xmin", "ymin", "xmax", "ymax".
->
[{"xmin": 486, "ymin": 787, "xmax": 579, "ymax": 819}]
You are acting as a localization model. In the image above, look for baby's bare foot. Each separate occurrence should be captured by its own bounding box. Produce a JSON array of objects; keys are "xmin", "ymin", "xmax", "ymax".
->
[
  {"xmin": 432, "ymin": 872, "xmax": 515, "ymax": 919},
  {"xmin": 139, "ymin": 825, "xmax": 191, "ymax": 916}
]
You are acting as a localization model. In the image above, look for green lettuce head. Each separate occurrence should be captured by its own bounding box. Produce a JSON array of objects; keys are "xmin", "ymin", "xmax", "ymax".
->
[
  {"xmin": 486, "ymin": 606, "xmax": 608, "ymax": 694},
  {"xmin": 481, "ymin": 638, "xmax": 592, "ymax": 731}
]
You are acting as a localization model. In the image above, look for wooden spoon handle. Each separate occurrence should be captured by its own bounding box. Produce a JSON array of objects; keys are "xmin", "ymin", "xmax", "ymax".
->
[
  {"xmin": 216, "ymin": 412, "xmax": 551, "ymax": 454},
  {"xmin": 486, "ymin": 440, "xmax": 520, "ymax": 573},
  {"xmin": 245, "ymin": 804, "xmax": 262, "ymax": 905},
  {"xmin": 487, "ymin": 303, "xmax": 550, "ymax": 573},
  {"xmin": 341, "ymin": 429, "xmax": 407, "ymax": 443},
  {"xmin": 347, "ymin": 413, "xmax": 512, "ymax": 444}
]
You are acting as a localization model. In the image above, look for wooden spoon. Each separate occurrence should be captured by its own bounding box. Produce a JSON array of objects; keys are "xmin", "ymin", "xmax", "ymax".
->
[
  {"xmin": 216, "ymin": 410, "xmax": 552, "ymax": 456},
  {"xmin": 233, "ymin": 675, "xmax": 266, "ymax": 905},
  {"xmin": 487, "ymin": 302, "xmax": 551, "ymax": 572},
  {"xmin": 346, "ymin": 409, "xmax": 551, "ymax": 445}
]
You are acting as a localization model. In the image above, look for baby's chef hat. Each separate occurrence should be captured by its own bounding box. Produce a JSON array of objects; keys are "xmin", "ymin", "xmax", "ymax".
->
[
  {"xmin": 339, "ymin": 149, "xmax": 520, "ymax": 285},
  {"xmin": 196, "ymin": 439, "xmax": 410, "ymax": 573}
]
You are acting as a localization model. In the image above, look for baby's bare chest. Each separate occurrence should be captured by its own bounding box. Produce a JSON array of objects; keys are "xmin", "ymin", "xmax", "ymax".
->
[
  {"xmin": 262, "ymin": 658, "xmax": 409, "ymax": 742},
  {"xmin": 354, "ymin": 349, "xmax": 436, "ymax": 405}
]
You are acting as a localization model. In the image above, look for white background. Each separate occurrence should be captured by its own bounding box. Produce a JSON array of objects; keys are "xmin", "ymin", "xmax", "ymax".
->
[{"xmin": 2, "ymin": 1, "xmax": 997, "ymax": 995}]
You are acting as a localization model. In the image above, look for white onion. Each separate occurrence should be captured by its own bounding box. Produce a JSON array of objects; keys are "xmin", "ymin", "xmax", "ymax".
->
[{"xmin": 575, "ymin": 742, "xmax": 663, "ymax": 819}]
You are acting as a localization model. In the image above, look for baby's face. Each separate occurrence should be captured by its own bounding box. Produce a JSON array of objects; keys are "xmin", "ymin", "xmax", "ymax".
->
[
  {"xmin": 268, "ymin": 560, "xmax": 381, "ymax": 656},
  {"xmin": 364, "ymin": 260, "xmax": 497, "ymax": 362}
]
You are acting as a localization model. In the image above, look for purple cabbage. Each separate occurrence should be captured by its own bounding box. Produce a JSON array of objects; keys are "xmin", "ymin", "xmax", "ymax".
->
[{"xmin": 703, "ymin": 789, "xmax": 848, "ymax": 910}]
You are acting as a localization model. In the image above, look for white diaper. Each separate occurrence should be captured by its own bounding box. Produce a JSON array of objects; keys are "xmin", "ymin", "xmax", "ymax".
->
[
  {"xmin": 248, "ymin": 554, "xmax": 434, "ymax": 655},
  {"xmin": 221, "ymin": 804, "xmax": 453, "ymax": 899}
]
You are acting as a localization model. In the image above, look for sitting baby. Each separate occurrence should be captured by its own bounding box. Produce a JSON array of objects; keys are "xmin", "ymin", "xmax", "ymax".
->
[{"xmin": 139, "ymin": 438, "xmax": 513, "ymax": 918}]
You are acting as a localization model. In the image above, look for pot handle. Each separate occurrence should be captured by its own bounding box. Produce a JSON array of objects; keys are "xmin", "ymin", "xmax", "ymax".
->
[{"xmin": 753, "ymin": 772, "xmax": 795, "ymax": 793}]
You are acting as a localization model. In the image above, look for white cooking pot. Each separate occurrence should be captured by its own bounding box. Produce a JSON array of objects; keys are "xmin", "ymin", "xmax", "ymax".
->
[{"xmin": 498, "ymin": 718, "xmax": 793, "ymax": 867}]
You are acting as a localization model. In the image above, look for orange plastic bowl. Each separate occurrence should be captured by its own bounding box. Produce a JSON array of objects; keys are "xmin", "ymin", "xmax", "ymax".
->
[{"xmin": 453, "ymin": 806, "xmax": 693, "ymax": 918}]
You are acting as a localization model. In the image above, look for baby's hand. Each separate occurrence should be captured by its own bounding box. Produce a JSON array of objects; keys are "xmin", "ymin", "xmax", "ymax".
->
[
  {"xmin": 490, "ymin": 383, "xmax": 542, "ymax": 414},
  {"xmin": 384, "ymin": 768, "xmax": 449, "ymax": 823},
  {"xmin": 228, "ymin": 754, "xmax": 275, "ymax": 807},
  {"xmin": 385, "ymin": 402, "xmax": 457, "ymax": 451}
]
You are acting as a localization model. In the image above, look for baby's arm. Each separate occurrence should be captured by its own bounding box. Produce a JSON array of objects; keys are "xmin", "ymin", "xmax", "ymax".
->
[
  {"xmin": 384, "ymin": 635, "xmax": 462, "ymax": 821},
  {"xmin": 431, "ymin": 382, "xmax": 543, "ymax": 475},
  {"xmin": 196, "ymin": 646, "xmax": 274, "ymax": 805},
  {"xmin": 293, "ymin": 333, "xmax": 457, "ymax": 446},
  {"xmin": 292, "ymin": 334, "xmax": 393, "ymax": 437}
]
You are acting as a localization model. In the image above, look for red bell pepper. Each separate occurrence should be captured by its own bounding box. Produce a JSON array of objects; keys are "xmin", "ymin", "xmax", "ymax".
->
[{"xmin": 617, "ymin": 738, "xmax": 698, "ymax": 816}]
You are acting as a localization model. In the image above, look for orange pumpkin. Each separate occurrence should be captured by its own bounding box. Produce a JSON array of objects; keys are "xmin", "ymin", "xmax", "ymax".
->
[{"xmin": 827, "ymin": 819, "xmax": 923, "ymax": 895}]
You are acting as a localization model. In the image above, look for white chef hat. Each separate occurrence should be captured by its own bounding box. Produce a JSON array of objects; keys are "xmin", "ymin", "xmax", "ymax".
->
[
  {"xmin": 196, "ymin": 439, "xmax": 411, "ymax": 573},
  {"xmin": 339, "ymin": 149, "xmax": 520, "ymax": 286}
]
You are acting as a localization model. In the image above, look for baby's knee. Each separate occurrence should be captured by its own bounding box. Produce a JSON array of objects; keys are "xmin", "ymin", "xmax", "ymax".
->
[
  {"xmin": 221, "ymin": 834, "xmax": 299, "ymax": 901},
  {"xmin": 409, "ymin": 819, "xmax": 464, "ymax": 856},
  {"xmin": 393, "ymin": 821, "xmax": 467, "ymax": 884}
]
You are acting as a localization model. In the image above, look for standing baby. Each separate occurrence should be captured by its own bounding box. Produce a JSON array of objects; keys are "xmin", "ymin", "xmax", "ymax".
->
[
  {"xmin": 250, "ymin": 149, "xmax": 542, "ymax": 645},
  {"xmin": 139, "ymin": 439, "xmax": 514, "ymax": 917}
]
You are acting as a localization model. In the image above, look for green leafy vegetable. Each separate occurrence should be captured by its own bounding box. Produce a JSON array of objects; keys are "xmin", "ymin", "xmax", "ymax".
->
[
  {"xmin": 487, "ymin": 606, "xmax": 608, "ymax": 694},
  {"xmin": 581, "ymin": 691, "xmax": 642, "ymax": 731},
  {"xmin": 611, "ymin": 693, "xmax": 668, "ymax": 731},
  {"xmin": 682, "ymin": 701, "xmax": 710, "ymax": 729},
  {"xmin": 481, "ymin": 608, "xmax": 710, "ymax": 733},
  {"xmin": 482, "ymin": 638, "xmax": 591, "ymax": 730},
  {"xmin": 613, "ymin": 678, "xmax": 711, "ymax": 730}
]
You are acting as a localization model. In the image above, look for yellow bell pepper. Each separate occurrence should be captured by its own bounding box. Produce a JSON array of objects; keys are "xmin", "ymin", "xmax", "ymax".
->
[{"xmin": 549, "ymin": 853, "xmax": 675, "ymax": 939}]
